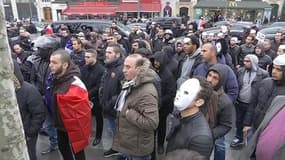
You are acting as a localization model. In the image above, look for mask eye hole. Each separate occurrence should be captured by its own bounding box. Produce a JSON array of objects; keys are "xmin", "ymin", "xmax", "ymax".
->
[{"xmin": 184, "ymin": 91, "xmax": 189, "ymax": 95}]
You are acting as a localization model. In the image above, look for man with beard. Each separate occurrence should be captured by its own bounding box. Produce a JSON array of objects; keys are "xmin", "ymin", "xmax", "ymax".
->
[
  {"xmin": 206, "ymin": 64, "xmax": 235, "ymax": 160},
  {"xmin": 250, "ymin": 54, "xmax": 285, "ymax": 130},
  {"xmin": 263, "ymin": 39, "xmax": 277, "ymax": 60},
  {"xmin": 238, "ymin": 36, "xmax": 255, "ymax": 67},
  {"xmin": 81, "ymin": 49, "xmax": 106, "ymax": 146},
  {"xmin": 49, "ymin": 50, "xmax": 91, "ymax": 160},
  {"xmin": 230, "ymin": 54, "xmax": 269, "ymax": 148},
  {"xmin": 30, "ymin": 36, "xmax": 60, "ymax": 155},
  {"xmin": 99, "ymin": 44, "xmax": 124, "ymax": 157},
  {"xmin": 70, "ymin": 38, "xmax": 85, "ymax": 71},
  {"xmin": 176, "ymin": 35, "xmax": 202, "ymax": 88},
  {"xmin": 229, "ymin": 37, "xmax": 241, "ymax": 71}
]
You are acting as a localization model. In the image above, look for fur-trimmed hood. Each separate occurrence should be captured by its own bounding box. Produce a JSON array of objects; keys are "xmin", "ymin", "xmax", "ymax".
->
[{"xmin": 133, "ymin": 58, "xmax": 158, "ymax": 88}]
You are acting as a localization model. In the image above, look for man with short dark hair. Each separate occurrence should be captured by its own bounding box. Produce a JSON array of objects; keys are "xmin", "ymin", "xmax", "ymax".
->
[
  {"xmin": 81, "ymin": 49, "xmax": 105, "ymax": 147},
  {"xmin": 176, "ymin": 35, "xmax": 202, "ymax": 88},
  {"xmin": 70, "ymin": 38, "xmax": 85, "ymax": 71},
  {"xmin": 194, "ymin": 43, "xmax": 238, "ymax": 102},
  {"xmin": 230, "ymin": 54, "xmax": 269, "ymax": 148},
  {"xmin": 238, "ymin": 36, "xmax": 255, "ymax": 67},
  {"xmin": 112, "ymin": 54, "xmax": 159, "ymax": 160},
  {"xmin": 99, "ymin": 44, "xmax": 124, "ymax": 157},
  {"xmin": 49, "ymin": 50, "xmax": 91, "ymax": 160}
]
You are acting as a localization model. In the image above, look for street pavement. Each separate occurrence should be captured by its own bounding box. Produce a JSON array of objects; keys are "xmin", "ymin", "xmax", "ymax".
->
[{"xmin": 36, "ymin": 117, "xmax": 241, "ymax": 160}]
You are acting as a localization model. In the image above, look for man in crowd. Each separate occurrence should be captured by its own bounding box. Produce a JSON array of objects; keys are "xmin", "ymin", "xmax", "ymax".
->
[
  {"xmin": 176, "ymin": 35, "xmax": 202, "ymax": 88},
  {"xmin": 206, "ymin": 64, "xmax": 234, "ymax": 160},
  {"xmin": 70, "ymin": 38, "xmax": 85, "ymax": 71},
  {"xmin": 112, "ymin": 54, "xmax": 159, "ymax": 160},
  {"xmin": 99, "ymin": 44, "xmax": 124, "ymax": 157},
  {"xmin": 231, "ymin": 54, "xmax": 269, "ymax": 148},
  {"xmin": 49, "ymin": 50, "xmax": 91, "ymax": 160},
  {"xmin": 81, "ymin": 49, "xmax": 106, "ymax": 146},
  {"xmin": 13, "ymin": 62, "xmax": 46, "ymax": 160},
  {"xmin": 194, "ymin": 43, "xmax": 238, "ymax": 102},
  {"xmin": 238, "ymin": 36, "xmax": 255, "ymax": 67}
]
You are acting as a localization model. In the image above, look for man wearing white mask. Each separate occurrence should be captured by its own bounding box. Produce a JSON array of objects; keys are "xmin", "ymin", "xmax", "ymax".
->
[{"xmin": 166, "ymin": 77, "xmax": 215, "ymax": 159}]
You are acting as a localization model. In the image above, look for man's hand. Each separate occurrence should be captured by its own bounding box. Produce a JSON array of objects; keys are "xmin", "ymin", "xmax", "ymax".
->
[{"xmin": 243, "ymin": 126, "xmax": 252, "ymax": 135}]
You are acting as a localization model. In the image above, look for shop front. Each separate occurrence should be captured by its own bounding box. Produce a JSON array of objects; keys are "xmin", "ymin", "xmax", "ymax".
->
[{"xmin": 194, "ymin": 0, "xmax": 272, "ymax": 23}]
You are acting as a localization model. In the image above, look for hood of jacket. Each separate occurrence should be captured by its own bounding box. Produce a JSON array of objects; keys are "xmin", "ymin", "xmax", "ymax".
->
[
  {"xmin": 206, "ymin": 63, "xmax": 228, "ymax": 91},
  {"xmin": 255, "ymin": 43, "xmax": 265, "ymax": 57},
  {"xmin": 150, "ymin": 51, "xmax": 167, "ymax": 71},
  {"xmin": 245, "ymin": 54, "xmax": 259, "ymax": 71},
  {"xmin": 133, "ymin": 58, "xmax": 158, "ymax": 88},
  {"xmin": 162, "ymin": 45, "xmax": 175, "ymax": 62},
  {"xmin": 52, "ymin": 62, "xmax": 81, "ymax": 93}
]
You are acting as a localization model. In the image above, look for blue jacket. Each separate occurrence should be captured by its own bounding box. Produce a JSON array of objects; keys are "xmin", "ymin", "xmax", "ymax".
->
[{"xmin": 193, "ymin": 62, "xmax": 239, "ymax": 102}]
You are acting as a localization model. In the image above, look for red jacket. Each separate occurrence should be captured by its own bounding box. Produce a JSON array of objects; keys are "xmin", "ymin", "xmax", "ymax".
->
[{"xmin": 57, "ymin": 77, "xmax": 91, "ymax": 153}]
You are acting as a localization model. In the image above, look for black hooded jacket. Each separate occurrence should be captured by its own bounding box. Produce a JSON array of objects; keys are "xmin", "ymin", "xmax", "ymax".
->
[
  {"xmin": 206, "ymin": 64, "xmax": 234, "ymax": 139},
  {"xmin": 255, "ymin": 44, "xmax": 272, "ymax": 70},
  {"xmin": 14, "ymin": 62, "xmax": 46, "ymax": 137},
  {"xmin": 150, "ymin": 51, "xmax": 176, "ymax": 114},
  {"xmin": 162, "ymin": 46, "xmax": 178, "ymax": 77},
  {"xmin": 252, "ymin": 68, "xmax": 285, "ymax": 129}
]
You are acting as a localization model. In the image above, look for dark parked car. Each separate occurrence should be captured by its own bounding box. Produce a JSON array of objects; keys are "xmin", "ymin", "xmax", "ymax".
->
[
  {"xmin": 151, "ymin": 17, "xmax": 182, "ymax": 29},
  {"xmin": 51, "ymin": 20, "xmax": 131, "ymax": 37},
  {"xmin": 258, "ymin": 26, "xmax": 283, "ymax": 40},
  {"xmin": 270, "ymin": 22, "xmax": 285, "ymax": 27}
]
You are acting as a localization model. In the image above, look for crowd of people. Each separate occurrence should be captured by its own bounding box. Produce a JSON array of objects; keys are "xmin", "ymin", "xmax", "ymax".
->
[{"xmin": 8, "ymin": 18, "xmax": 285, "ymax": 160}]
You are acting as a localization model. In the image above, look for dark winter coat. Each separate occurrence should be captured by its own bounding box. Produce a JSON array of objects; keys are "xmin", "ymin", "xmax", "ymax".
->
[
  {"xmin": 166, "ymin": 111, "xmax": 214, "ymax": 158},
  {"xmin": 99, "ymin": 58, "xmax": 124, "ymax": 117},
  {"xmin": 70, "ymin": 50, "xmax": 86, "ymax": 71},
  {"xmin": 237, "ymin": 96, "xmax": 285, "ymax": 160},
  {"xmin": 206, "ymin": 64, "xmax": 234, "ymax": 139},
  {"xmin": 236, "ymin": 67, "xmax": 269, "ymax": 127},
  {"xmin": 238, "ymin": 44, "xmax": 255, "ymax": 66},
  {"xmin": 193, "ymin": 63, "xmax": 239, "ymax": 102},
  {"xmin": 81, "ymin": 62, "xmax": 105, "ymax": 106},
  {"xmin": 14, "ymin": 62, "xmax": 46, "ymax": 137},
  {"xmin": 229, "ymin": 45, "xmax": 241, "ymax": 67},
  {"xmin": 150, "ymin": 51, "xmax": 176, "ymax": 115},
  {"xmin": 256, "ymin": 53, "xmax": 272, "ymax": 70}
]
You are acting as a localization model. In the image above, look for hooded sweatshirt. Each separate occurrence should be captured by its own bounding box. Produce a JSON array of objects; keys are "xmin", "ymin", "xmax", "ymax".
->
[
  {"xmin": 255, "ymin": 44, "xmax": 272, "ymax": 70},
  {"xmin": 238, "ymin": 54, "xmax": 258, "ymax": 103},
  {"xmin": 206, "ymin": 64, "xmax": 234, "ymax": 139}
]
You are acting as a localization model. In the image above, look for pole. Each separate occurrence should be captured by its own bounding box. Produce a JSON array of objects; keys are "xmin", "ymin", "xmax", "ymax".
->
[
  {"xmin": 10, "ymin": 0, "xmax": 18, "ymax": 20},
  {"xmin": 29, "ymin": 0, "xmax": 33, "ymax": 20},
  {"xmin": 137, "ymin": 0, "xmax": 141, "ymax": 19}
]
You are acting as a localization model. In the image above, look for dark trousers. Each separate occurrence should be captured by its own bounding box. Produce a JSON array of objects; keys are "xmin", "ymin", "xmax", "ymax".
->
[
  {"xmin": 57, "ymin": 130, "xmax": 86, "ymax": 160},
  {"xmin": 235, "ymin": 101, "xmax": 249, "ymax": 140},
  {"xmin": 157, "ymin": 111, "xmax": 168, "ymax": 147},
  {"xmin": 92, "ymin": 104, "xmax": 103, "ymax": 139},
  {"xmin": 26, "ymin": 135, "xmax": 38, "ymax": 160}
]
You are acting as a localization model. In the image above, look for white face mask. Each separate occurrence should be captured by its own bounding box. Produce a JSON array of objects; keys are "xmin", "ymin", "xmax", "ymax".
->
[{"xmin": 174, "ymin": 78, "xmax": 201, "ymax": 111}]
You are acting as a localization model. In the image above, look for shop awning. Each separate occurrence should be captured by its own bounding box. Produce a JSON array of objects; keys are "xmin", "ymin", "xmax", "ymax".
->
[
  {"xmin": 62, "ymin": 2, "xmax": 117, "ymax": 16},
  {"xmin": 117, "ymin": 2, "xmax": 161, "ymax": 12},
  {"xmin": 194, "ymin": 0, "xmax": 272, "ymax": 9}
]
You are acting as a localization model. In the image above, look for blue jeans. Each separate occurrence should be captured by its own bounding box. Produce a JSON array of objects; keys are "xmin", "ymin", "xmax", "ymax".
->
[
  {"xmin": 122, "ymin": 154, "xmax": 151, "ymax": 160},
  {"xmin": 42, "ymin": 113, "xmax": 58, "ymax": 148},
  {"xmin": 214, "ymin": 137, "xmax": 225, "ymax": 160},
  {"xmin": 102, "ymin": 116, "xmax": 116, "ymax": 149}
]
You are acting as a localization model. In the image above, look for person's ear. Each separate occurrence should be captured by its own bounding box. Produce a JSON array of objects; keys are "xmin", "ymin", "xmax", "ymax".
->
[
  {"xmin": 195, "ymin": 98, "xmax": 205, "ymax": 108},
  {"xmin": 63, "ymin": 62, "xmax": 69, "ymax": 70}
]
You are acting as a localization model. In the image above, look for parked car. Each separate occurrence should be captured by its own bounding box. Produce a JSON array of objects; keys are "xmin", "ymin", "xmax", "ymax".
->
[
  {"xmin": 270, "ymin": 22, "xmax": 285, "ymax": 27},
  {"xmin": 151, "ymin": 17, "xmax": 182, "ymax": 29},
  {"xmin": 127, "ymin": 23, "xmax": 147, "ymax": 31},
  {"xmin": 51, "ymin": 20, "xmax": 131, "ymax": 37},
  {"xmin": 258, "ymin": 26, "xmax": 283, "ymax": 40}
]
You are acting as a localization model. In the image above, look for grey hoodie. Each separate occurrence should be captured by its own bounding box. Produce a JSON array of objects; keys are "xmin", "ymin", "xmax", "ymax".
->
[{"xmin": 238, "ymin": 54, "xmax": 258, "ymax": 103}]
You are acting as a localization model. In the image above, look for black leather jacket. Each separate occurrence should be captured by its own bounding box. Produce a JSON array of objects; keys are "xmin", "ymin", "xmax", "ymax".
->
[{"xmin": 166, "ymin": 111, "xmax": 214, "ymax": 158}]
